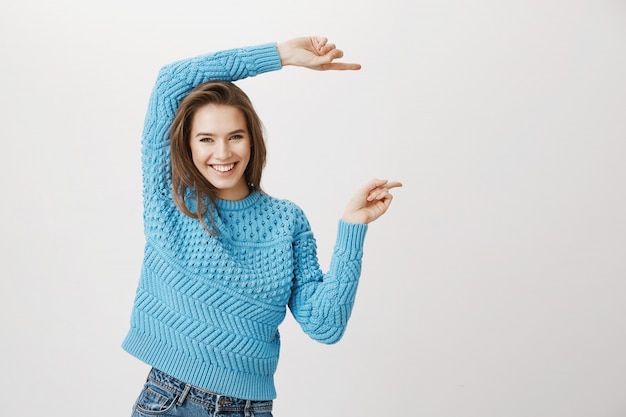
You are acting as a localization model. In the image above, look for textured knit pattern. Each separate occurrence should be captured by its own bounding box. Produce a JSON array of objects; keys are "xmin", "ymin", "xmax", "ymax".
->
[{"xmin": 122, "ymin": 43, "xmax": 368, "ymax": 401}]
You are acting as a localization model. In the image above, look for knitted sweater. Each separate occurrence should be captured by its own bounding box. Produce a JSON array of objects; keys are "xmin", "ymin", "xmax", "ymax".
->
[{"xmin": 122, "ymin": 43, "xmax": 368, "ymax": 401}]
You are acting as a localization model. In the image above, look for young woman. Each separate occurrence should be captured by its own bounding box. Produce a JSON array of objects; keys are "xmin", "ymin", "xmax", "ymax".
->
[{"xmin": 123, "ymin": 36, "xmax": 401, "ymax": 417}]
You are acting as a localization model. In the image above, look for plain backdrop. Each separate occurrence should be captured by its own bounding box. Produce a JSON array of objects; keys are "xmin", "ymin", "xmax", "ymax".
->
[{"xmin": 1, "ymin": 1, "xmax": 625, "ymax": 416}]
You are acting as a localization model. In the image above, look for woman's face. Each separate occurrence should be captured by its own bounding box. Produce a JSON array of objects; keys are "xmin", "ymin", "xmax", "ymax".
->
[{"xmin": 189, "ymin": 103, "xmax": 251, "ymax": 200}]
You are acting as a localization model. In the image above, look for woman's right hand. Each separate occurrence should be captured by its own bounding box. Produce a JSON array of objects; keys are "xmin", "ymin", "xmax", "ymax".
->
[
  {"xmin": 341, "ymin": 179, "xmax": 403, "ymax": 224},
  {"xmin": 277, "ymin": 36, "xmax": 361, "ymax": 71}
]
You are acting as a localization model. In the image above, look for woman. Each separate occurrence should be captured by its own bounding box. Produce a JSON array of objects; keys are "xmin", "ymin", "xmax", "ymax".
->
[{"xmin": 123, "ymin": 36, "xmax": 401, "ymax": 417}]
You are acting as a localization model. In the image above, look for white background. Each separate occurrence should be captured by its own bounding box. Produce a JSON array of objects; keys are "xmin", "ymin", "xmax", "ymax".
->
[{"xmin": 1, "ymin": 1, "xmax": 625, "ymax": 416}]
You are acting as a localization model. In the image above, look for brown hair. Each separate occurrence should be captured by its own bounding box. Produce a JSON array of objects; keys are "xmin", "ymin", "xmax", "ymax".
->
[{"xmin": 170, "ymin": 81, "xmax": 266, "ymax": 234}]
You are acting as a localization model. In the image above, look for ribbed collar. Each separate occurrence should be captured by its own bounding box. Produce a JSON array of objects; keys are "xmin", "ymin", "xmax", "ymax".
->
[{"xmin": 215, "ymin": 190, "xmax": 263, "ymax": 211}]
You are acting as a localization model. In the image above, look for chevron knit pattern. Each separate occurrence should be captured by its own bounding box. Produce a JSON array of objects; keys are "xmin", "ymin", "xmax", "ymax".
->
[{"xmin": 122, "ymin": 43, "xmax": 368, "ymax": 401}]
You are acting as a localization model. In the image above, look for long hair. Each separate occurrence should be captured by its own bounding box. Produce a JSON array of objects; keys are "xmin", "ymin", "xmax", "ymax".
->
[{"xmin": 170, "ymin": 81, "xmax": 266, "ymax": 234}]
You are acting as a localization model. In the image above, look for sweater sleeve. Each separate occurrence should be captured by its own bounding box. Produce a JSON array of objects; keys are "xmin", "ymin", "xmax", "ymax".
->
[
  {"xmin": 288, "ymin": 217, "xmax": 368, "ymax": 344},
  {"xmin": 141, "ymin": 43, "xmax": 282, "ymax": 212}
]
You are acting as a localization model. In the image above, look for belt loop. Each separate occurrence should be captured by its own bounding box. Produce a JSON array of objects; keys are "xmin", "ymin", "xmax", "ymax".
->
[
  {"xmin": 176, "ymin": 383, "xmax": 192, "ymax": 406},
  {"xmin": 244, "ymin": 399, "xmax": 252, "ymax": 417},
  {"xmin": 213, "ymin": 394, "xmax": 222, "ymax": 417}
]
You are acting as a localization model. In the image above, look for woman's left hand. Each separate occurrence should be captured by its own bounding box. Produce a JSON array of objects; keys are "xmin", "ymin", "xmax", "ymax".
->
[
  {"xmin": 342, "ymin": 179, "xmax": 403, "ymax": 224},
  {"xmin": 277, "ymin": 36, "xmax": 361, "ymax": 71}
]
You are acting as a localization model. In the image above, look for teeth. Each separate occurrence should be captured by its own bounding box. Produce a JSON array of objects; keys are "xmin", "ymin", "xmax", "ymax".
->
[{"xmin": 212, "ymin": 163, "xmax": 235, "ymax": 172}]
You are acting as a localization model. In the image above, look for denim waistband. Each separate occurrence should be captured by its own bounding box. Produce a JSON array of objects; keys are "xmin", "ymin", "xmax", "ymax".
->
[{"xmin": 147, "ymin": 368, "xmax": 273, "ymax": 413}]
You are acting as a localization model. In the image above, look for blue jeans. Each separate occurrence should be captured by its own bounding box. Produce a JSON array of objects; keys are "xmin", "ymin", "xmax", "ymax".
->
[{"xmin": 131, "ymin": 368, "xmax": 273, "ymax": 417}]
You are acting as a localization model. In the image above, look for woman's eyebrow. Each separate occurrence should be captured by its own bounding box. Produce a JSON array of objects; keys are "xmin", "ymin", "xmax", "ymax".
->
[{"xmin": 194, "ymin": 129, "xmax": 246, "ymax": 137}]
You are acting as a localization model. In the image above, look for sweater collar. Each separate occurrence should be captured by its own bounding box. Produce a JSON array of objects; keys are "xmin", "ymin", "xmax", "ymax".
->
[{"xmin": 215, "ymin": 190, "xmax": 262, "ymax": 211}]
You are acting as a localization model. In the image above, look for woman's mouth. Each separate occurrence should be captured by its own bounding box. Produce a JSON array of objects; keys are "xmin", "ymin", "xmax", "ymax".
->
[{"xmin": 211, "ymin": 163, "xmax": 236, "ymax": 172}]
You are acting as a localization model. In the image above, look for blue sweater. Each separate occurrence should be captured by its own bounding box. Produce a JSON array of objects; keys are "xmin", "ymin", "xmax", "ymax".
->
[{"xmin": 122, "ymin": 43, "xmax": 368, "ymax": 401}]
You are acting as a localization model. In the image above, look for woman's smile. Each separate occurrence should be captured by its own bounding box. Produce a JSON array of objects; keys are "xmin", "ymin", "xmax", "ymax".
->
[{"xmin": 211, "ymin": 163, "xmax": 236, "ymax": 173}]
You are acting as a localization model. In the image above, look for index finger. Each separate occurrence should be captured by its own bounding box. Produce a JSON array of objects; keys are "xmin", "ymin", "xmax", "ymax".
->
[
  {"xmin": 384, "ymin": 181, "xmax": 403, "ymax": 190},
  {"xmin": 319, "ymin": 62, "xmax": 362, "ymax": 71}
]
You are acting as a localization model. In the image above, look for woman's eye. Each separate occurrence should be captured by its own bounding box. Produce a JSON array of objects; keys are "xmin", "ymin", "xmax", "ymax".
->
[
  {"xmin": 199, "ymin": 137, "xmax": 213, "ymax": 143},
  {"xmin": 230, "ymin": 134, "xmax": 243, "ymax": 141}
]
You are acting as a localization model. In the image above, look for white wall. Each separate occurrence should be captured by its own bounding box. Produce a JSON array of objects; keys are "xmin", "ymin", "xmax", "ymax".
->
[{"xmin": 1, "ymin": 1, "xmax": 625, "ymax": 416}]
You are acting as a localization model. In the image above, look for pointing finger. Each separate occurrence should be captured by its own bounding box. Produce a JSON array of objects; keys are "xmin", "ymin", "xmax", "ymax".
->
[{"xmin": 385, "ymin": 181, "xmax": 403, "ymax": 190}]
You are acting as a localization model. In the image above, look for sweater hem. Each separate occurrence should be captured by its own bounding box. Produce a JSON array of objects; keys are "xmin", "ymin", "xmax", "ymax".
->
[{"xmin": 122, "ymin": 329, "xmax": 277, "ymax": 401}]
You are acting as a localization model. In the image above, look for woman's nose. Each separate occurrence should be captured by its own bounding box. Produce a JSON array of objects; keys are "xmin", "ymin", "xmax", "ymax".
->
[{"xmin": 215, "ymin": 141, "xmax": 231, "ymax": 159}]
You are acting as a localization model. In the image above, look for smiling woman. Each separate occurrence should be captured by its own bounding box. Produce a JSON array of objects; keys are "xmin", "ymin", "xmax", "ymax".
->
[
  {"xmin": 121, "ymin": 36, "xmax": 401, "ymax": 417},
  {"xmin": 189, "ymin": 103, "xmax": 251, "ymax": 199},
  {"xmin": 4, "ymin": 2, "xmax": 626, "ymax": 417},
  {"xmin": 170, "ymin": 82, "xmax": 266, "ymax": 231},
  {"xmin": 190, "ymin": 103, "xmax": 251, "ymax": 201}
]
